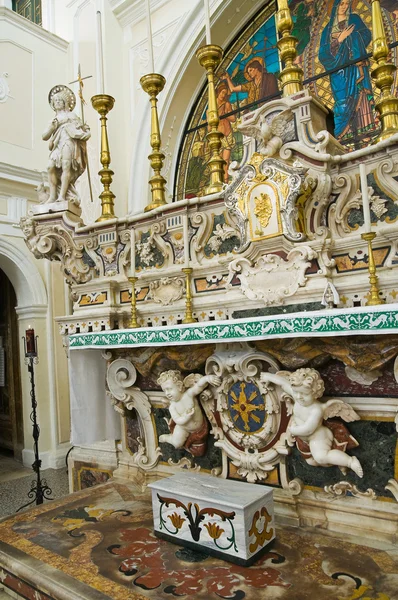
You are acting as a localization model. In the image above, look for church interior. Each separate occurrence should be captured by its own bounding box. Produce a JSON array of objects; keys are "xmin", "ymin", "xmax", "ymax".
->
[{"xmin": 1, "ymin": 0, "xmax": 398, "ymax": 598}]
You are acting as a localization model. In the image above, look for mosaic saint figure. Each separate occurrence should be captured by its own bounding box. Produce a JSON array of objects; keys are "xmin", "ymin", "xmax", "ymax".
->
[
  {"xmin": 43, "ymin": 85, "xmax": 91, "ymax": 205},
  {"xmin": 223, "ymin": 57, "xmax": 279, "ymax": 106},
  {"xmin": 216, "ymin": 82, "xmax": 236, "ymax": 182},
  {"xmin": 318, "ymin": 0, "xmax": 374, "ymax": 140}
]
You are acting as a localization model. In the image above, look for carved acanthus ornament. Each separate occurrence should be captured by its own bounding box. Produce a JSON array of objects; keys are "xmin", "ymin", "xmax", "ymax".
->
[
  {"xmin": 227, "ymin": 246, "xmax": 316, "ymax": 306},
  {"xmin": 324, "ymin": 482, "xmax": 376, "ymax": 500},
  {"xmin": 148, "ymin": 276, "xmax": 185, "ymax": 306},
  {"xmin": 21, "ymin": 216, "xmax": 96, "ymax": 286},
  {"xmin": 224, "ymin": 155, "xmax": 310, "ymax": 251}
]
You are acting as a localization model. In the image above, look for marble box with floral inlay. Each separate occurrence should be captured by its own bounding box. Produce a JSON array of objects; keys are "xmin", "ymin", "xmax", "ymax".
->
[{"xmin": 148, "ymin": 472, "xmax": 275, "ymax": 566}]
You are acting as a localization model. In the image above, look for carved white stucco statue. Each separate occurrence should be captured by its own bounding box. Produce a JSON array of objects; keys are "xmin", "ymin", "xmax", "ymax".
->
[
  {"xmin": 157, "ymin": 370, "xmax": 220, "ymax": 457},
  {"xmin": 42, "ymin": 85, "xmax": 91, "ymax": 206},
  {"xmin": 261, "ymin": 368, "xmax": 363, "ymax": 477}
]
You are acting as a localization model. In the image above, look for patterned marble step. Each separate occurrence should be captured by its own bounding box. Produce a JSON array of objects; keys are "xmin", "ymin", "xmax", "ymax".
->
[
  {"xmin": 148, "ymin": 473, "xmax": 275, "ymax": 566},
  {"xmin": 69, "ymin": 304, "xmax": 398, "ymax": 349}
]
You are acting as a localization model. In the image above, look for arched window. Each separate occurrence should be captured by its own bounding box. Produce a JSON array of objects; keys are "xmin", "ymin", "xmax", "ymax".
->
[
  {"xmin": 175, "ymin": 0, "xmax": 398, "ymax": 201},
  {"xmin": 12, "ymin": 0, "xmax": 42, "ymax": 26}
]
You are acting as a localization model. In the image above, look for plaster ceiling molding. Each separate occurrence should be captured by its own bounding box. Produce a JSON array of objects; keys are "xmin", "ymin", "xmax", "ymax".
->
[
  {"xmin": 148, "ymin": 276, "xmax": 185, "ymax": 306},
  {"xmin": 227, "ymin": 246, "xmax": 316, "ymax": 306},
  {"xmin": 106, "ymin": 356, "xmax": 161, "ymax": 469}
]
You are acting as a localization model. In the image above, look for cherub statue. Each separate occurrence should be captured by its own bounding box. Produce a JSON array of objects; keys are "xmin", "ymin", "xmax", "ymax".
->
[
  {"xmin": 260, "ymin": 368, "xmax": 363, "ymax": 477},
  {"xmin": 157, "ymin": 370, "xmax": 220, "ymax": 457},
  {"xmin": 239, "ymin": 109, "xmax": 293, "ymax": 157},
  {"xmin": 42, "ymin": 85, "xmax": 91, "ymax": 205}
]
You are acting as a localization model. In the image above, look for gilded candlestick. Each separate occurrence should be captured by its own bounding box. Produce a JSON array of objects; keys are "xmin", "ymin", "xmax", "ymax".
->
[
  {"xmin": 91, "ymin": 94, "xmax": 117, "ymax": 221},
  {"xmin": 196, "ymin": 44, "xmax": 225, "ymax": 195},
  {"xmin": 276, "ymin": 0, "xmax": 303, "ymax": 96},
  {"xmin": 371, "ymin": 0, "xmax": 398, "ymax": 142},
  {"xmin": 140, "ymin": 73, "xmax": 168, "ymax": 212},
  {"xmin": 182, "ymin": 268, "xmax": 197, "ymax": 324},
  {"xmin": 129, "ymin": 277, "xmax": 140, "ymax": 328},
  {"xmin": 361, "ymin": 232, "xmax": 384, "ymax": 306}
]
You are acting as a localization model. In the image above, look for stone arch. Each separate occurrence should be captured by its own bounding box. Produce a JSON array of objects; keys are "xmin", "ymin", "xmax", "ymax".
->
[{"xmin": 0, "ymin": 238, "xmax": 47, "ymax": 310}]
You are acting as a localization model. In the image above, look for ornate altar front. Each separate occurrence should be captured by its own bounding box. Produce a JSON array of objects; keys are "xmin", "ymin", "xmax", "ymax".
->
[{"xmin": 18, "ymin": 0, "xmax": 398, "ymax": 550}]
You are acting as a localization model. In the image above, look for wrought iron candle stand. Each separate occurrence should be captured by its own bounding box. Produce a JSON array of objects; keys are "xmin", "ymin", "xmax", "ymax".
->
[{"xmin": 17, "ymin": 330, "xmax": 53, "ymax": 512}]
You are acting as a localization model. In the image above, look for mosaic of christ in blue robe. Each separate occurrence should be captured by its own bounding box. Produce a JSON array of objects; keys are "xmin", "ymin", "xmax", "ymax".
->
[{"xmin": 318, "ymin": 0, "xmax": 375, "ymax": 139}]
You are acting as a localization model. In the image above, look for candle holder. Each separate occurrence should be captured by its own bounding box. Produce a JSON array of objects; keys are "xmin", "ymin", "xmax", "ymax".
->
[
  {"xmin": 140, "ymin": 73, "xmax": 168, "ymax": 212},
  {"xmin": 276, "ymin": 0, "xmax": 303, "ymax": 97},
  {"xmin": 361, "ymin": 232, "xmax": 385, "ymax": 306},
  {"xmin": 91, "ymin": 94, "xmax": 117, "ymax": 222},
  {"xmin": 182, "ymin": 268, "xmax": 197, "ymax": 324},
  {"xmin": 196, "ymin": 44, "xmax": 225, "ymax": 195},
  {"xmin": 129, "ymin": 277, "xmax": 140, "ymax": 328},
  {"xmin": 17, "ymin": 333, "xmax": 53, "ymax": 512},
  {"xmin": 371, "ymin": 0, "xmax": 398, "ymax": 142}
]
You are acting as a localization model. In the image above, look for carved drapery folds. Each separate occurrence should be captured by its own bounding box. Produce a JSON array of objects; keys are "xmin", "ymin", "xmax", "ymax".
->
[{"xmin": 106, "ymin": 356, "xmax": 161, "ymax": 470}]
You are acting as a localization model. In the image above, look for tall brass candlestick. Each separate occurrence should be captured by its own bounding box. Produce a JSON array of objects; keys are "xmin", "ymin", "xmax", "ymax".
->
[
  {"xmin": 91, "ymin": 94, "xmax": 117, "ymax": 221},
  {"xmin": 276, "ymin": 0, "xmax": 303, "ymax": 96},
  {"xmin": 140, "ymin": 73, "xmax": 168, "ymax": 212},
  {"xmin": 371, "ymin": 0, "xmax": 398, "ymax": 142},
  {"xmin": 361, "ymin": 232, "xmax": 384, "ymax": 306},
  {"xmin": 182, "ymin": 268, "xmax": 197, "ymax": 324},
  {"xmin": 128, "ymin": 277, "xmax": 140, "ymax": 328},
  {"xmin": 196, "ymin": 44, "xmax": 225, "ymax": 195}
]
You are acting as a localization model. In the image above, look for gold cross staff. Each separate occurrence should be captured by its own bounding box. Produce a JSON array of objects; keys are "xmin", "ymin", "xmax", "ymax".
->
[{"xmin": 69, "ymin": 65, "xmax": 94, "ymax": 203}]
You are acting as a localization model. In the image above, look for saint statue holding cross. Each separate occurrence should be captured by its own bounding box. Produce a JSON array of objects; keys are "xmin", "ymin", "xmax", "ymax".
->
[{"xmin": 42, "ymin": 84, "xmax": 91, "ymax": 206}]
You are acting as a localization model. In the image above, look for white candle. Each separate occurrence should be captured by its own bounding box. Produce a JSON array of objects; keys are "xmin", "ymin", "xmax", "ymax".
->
[
  {"xmin": 130, "ymin": 228, "xmax": 136, "ymax": 277},
  {"xmin": 204, "ymin": 0, "xmax": 211, "ymax": 45},
  {"xmin": 359, "ymin": 163, "xmax": 371, "ymax": 233},
  {"xmin": 96, "ymin": 11, "xmax": 105, "ymax": 94},
  {"xmin": 145, "ymin": 0, "xmax": 155, "ymax": 73},
  {"xmin": 183, "ymin": 214, "xmax": 190, "ymax": 268}
]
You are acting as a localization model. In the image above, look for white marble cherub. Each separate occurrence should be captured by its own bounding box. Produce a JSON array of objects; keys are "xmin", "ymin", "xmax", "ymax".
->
[
  {"xmin": 157, "ymin": 370, "xmax": 220, "ymax": 453},
  {"xmin": 260, "ymin": 368, "xmax": 363, "ymax": 477}
]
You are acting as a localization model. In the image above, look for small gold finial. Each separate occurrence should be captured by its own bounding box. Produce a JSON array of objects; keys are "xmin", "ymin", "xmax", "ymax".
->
[
  {"xmin": 276, "ymin": 0, "xmax": 303, "ymax": 96},
  {"xmin": 196, "ymin": 44, "xmax": 226, "ymax": 195},
  {"xmin": 91, "ymin": 94, "xmax": 117, "ymax": 221},
  {"xmin": 361, "ymin": 232, "xmax": 385, "ymax": 306},
  {"xmin": 128, "ymin": 277, "xmax": 140, "ymax": 328},
  {"xmin": 182, "ymin": 268, "xmax": 197, "ymax": 324},
  {"xmin": 140, "ymin": 73, "xmax": 168, "ymax": 212},
  {"xmin": 371, "ymin": 0, "xmax": 398, "ymax": 142}
]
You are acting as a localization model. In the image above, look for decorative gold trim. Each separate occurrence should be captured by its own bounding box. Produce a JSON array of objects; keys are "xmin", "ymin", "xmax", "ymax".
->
[
  {"xmin": 182, "ymin": 267, "xmax": 197, "ymax": 324},
  {"xmin": 140, "ymin": 73, "xmax": 168, "ymax": 212},
  {"xmin": 276, "ymin": 0, "xmax": 303, "ymax": 96},
  {"xmin": 246, "ymin": 181, "xmax": 283, "ymax": 241},
  {"xmin": 128, "ymin": 277, "xmax": 140, "ymax": 328},
  {"xmin": 91, "ymin": 94, "xmax": 117, "ymax": 222},
  {"xmin": 196, "ymin": 44, "xmax": 226, "ymax": 195},
  {"xmin": 361, "ymin": 232, "xmax": 385, "ymax": 306},
  {"xmin": 371, "ymin": 0, "xmax": 398, "ymax": 142}
]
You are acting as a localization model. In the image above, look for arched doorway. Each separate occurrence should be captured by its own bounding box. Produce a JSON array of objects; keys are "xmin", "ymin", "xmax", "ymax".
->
[{"xmin": 0, "ymin": 268, "xmax": 23, "ymax": 461}]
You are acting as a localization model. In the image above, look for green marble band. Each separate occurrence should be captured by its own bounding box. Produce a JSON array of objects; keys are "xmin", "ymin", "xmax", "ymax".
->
[{"xmin": 69, "ymin": 305, "xmax": 398, "ymax": 350}]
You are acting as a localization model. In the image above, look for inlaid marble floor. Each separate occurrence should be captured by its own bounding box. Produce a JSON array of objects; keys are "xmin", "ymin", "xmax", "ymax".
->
[{"xmin": 0, "ymin": 481, "xmax": 396, "ymax": 600}]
